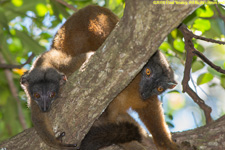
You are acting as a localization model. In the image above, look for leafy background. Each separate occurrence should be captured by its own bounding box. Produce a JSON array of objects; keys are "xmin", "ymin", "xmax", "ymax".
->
[{"xmin": 0, "ymin": 0, "xmax": 225, "ymax": 142}]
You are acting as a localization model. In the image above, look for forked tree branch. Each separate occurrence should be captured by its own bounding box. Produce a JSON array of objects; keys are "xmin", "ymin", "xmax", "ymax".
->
[{"xmin": 178, "ymin": 23, "xmax": 225, "ymax": 124}]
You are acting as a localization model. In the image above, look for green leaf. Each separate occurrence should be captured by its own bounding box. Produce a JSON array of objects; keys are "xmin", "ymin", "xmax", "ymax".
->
[
  {"xmin": 196, "ymin": 5, "xmax": 214, "ymax": 18},
  {"xmin": 36, "ymin": 3, "xmax": 48, "ymax": 17},
  {"xmin": 11, "ymin": 0, "xmax": 23, "ymax": 7},
  {"xmin": 197, "ymin": 73, "xmax": 214, "ymax": 85},
  {"xmin": 208, "ymin": 67, "xmax": 223, "ymax": 77},
  {"xmin": 167, "ymin": 90, "xmax": 180, "ymax": 94},
  {"xmin": 167, "ymin": 114, "xmax": 174, "ymax": 120},
  {"xmin": 50, "ymin": 0, "xmax": 70, "ymax": 19},
  {"xmin": 171, "ymin": 29, "xmax": 177, "ymax": 39},
  {"xmin": 173, "ymin": 38, "xmax": 185, "ymax": 52},
  {"xmin": 192, "ymin": 61, "xmax": 205, "ymax": 72},
  {"xmin": 159, "ymin": 42, "xmax": 171, "ymax": 52},
  {"xmin": 40, "ymin": 32, "xmax": 52, "ymax": 39},
  {"xmin": 209, "ymin": 83, "xmax": 217, "ymax": 88},
  {"xmin": 8, "ymin": 37, "xmax": 23, "ymax": 52},
  {"xmin": 108, "ymin": 0, "xmax": 123, "ymax": 10},
  {"xmin": 221, "ymin": 75, "xmax": 225, "ymax": 89},
  {"xmin": 193, "ymin": 19, "xmax": 211, "ymax": 33},
  {"xmin": 183, "ymin": 10, "xmax": 198, "ymax": 26},
  {"xmin": 16, "ymin": 30, "xmax": 45, "ymax": 54},
  {"xmin": 194, "ymin": 43, "xmax": 204, "ymax": 52},
  {"xmin": 166, "ymin": 121, "xmax": 174, "ymax": 128}
]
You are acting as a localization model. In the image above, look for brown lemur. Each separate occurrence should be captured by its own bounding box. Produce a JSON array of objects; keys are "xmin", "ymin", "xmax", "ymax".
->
[
  {"xmin": 21, "ymin": 5, "xmax": 178, "ymax": 150},
  {"xmin": 79, "ymin": 50, "xmax": 178, "ymax": 150},
  {"xmin": 20, "ymin": 5, "xmax": 118, "ymax": 149}
]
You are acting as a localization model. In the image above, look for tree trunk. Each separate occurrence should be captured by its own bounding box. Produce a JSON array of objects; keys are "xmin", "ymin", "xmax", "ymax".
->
[{"xmin": 0, "ymin": 0, "xmax": 210, "ymax": 150}]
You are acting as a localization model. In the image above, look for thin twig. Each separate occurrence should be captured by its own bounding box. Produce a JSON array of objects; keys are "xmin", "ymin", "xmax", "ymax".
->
[
  {"xmin": 55, "ymin": 0, "xmax": 77, "ymax": 12},
  {"xmin": 180, "ymin": 23, "xmax": 225, "ymax": 45},
  {"xmin": 193, "ymin": 34, "xmax": 225, "ymax": 45},
  {"xmin": 0, "ymin": 53, "xmax": 28, "ymax": 129},
  {"xmin": 0, "ymin": 53, "xmax": 35, "ymax": 69},
  {"xmin": 193, "ymin": 50, "xmax": 225, "ymax": 74}
]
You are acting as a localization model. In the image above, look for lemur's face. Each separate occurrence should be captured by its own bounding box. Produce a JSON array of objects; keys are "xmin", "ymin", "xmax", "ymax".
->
[
  {"xmin": 29, "ymin": 81, "xmax": 59, "ymax": 112},
  {"xmin": 21, "ymin": 68, "xmax": 67, "ymax": 112},
  {"xmin": 139, "ymin": 51, "xmax": 177, "ymax": 100}
]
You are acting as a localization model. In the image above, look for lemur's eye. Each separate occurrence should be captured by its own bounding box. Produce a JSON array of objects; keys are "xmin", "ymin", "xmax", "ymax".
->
[
  {"xmin": 49, "ymin": 92, "xmax": 56, "ymax": 98},
  {"xmin": 34, "ymin": 93, "xmax": 40, "ymax": 98},
  {"xmin": 157, "ymin": 87, "xmax": 164, "ymax": 92},
  {"xmin": 146, "ymin": 68, "xmax": 151, "ymax": 76}
]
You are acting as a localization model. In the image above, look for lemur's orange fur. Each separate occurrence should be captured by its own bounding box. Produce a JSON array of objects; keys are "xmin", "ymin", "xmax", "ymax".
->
[{"xmin": 95, "ymin": 72, "xmax": 178, "ymax": 150}]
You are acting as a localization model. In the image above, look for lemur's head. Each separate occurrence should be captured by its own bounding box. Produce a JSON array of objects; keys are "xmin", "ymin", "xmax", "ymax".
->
[
  {"xmin": 139, "ymin": 51, "xmax": 177, "ymax": 100},
  {"xmin": 21, "ymin": 68, "xmax": 67, "ymax": 112}
]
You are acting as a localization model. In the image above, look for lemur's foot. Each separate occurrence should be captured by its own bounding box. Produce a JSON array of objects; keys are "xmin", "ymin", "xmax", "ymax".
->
[
  {"xmin": 56, "ymin": 132, "xmax": 77, "ymax": 148},
  {"xmin": 56, "ymin": 132, "xmax": 66, "ymax": 141}
]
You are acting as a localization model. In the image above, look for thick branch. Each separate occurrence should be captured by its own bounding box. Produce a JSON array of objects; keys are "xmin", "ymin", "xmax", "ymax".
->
[
  {"xmin": 1, "ymin": 115, "xmax": 225, "ymax": 150},
  {"xmin": 0, "ymin": 1, "xmax": 204, "ymax": 149},
  {"xmin": 174, "ymin": 115, "xmax": 225, "ymax": 150}
]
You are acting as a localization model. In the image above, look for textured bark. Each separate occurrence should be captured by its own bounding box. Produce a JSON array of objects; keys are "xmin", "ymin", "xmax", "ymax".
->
[
  {"xmin": 173, "ymin": 115, "xmax": 225, "ymax": 150},
  {"xmin": 0, "ymin": 0, "xmax": 210, "ymax": 150},
  {"xmin": 1, "ymin": 115, "xmax": 225, "ymax": 150},
  {"xmin": 102, "ymin": 115, "xmax": 225, "ymax": 150}
]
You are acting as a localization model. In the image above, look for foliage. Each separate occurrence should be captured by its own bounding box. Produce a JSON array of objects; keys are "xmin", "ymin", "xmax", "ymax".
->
[{"xmin": 0, "ymin": 0, "xmax": 225, "ymax": 142}]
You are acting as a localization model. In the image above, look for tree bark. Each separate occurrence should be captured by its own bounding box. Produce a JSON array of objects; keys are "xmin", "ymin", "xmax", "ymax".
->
[
  {"xmin": 173, "ymin": 115, "xmax": 225, "ymax": 150},
  {"xmin": 0, "ymin": 0, "xmax": 209, "ymax": 150}
]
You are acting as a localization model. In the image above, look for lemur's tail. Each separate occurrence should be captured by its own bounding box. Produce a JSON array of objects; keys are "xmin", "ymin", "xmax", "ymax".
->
[{"xmin": 79, "ymin": 122, "xmax": 141, "ymax": 150}]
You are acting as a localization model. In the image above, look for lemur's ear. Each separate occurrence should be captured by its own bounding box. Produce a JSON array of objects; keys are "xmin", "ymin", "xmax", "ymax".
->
[
  {"xmin": 167, "ymin": 80, "xmax": 177, "ymax": 89},
  {"xmin": 20, "ymin": 72, "xmax": 29, "ymax": 86}
]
